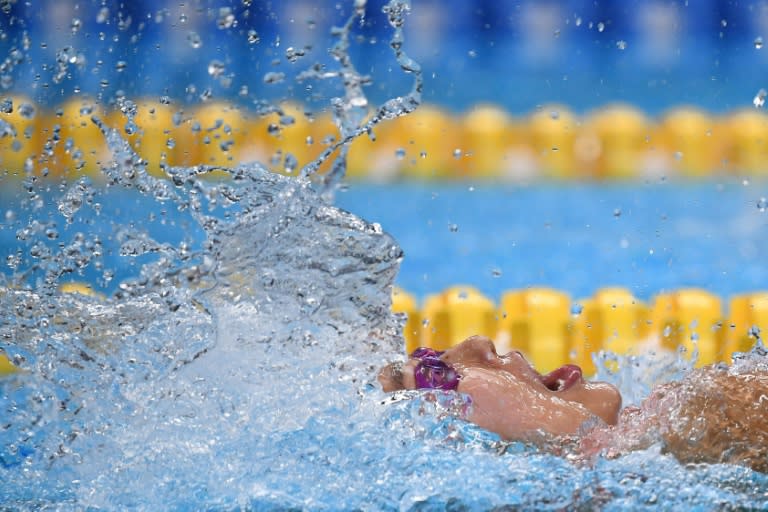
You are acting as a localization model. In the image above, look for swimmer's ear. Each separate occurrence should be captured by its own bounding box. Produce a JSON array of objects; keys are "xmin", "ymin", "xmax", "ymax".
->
[{"xmin": 378, "ymin": 362, "xmax": 405, "ymax": 392}]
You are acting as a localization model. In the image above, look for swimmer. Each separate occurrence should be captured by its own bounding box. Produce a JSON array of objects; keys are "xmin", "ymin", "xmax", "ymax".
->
[{"xmin": 379, "ymin": 335, "xmax": 768, "ymax": 472}]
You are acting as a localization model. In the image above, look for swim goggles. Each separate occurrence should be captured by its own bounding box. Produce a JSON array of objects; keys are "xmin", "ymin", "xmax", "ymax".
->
[{"xmin": 409, "ymin": 347, "xmax": 460, "ymax": 391}]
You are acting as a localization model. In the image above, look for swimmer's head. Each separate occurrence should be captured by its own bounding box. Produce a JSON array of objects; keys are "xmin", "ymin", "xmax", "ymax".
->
[{"xmin": 379, "ymin": 336, "xmax": 622, "ymax": 440}]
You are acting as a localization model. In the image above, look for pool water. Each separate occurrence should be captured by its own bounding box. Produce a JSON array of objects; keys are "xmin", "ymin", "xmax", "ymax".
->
[
  {"xmin": 2, "ymin": 170, "xmax": 768, "ymax": 510},
  {"xmin": 1, "ymin": 1, "xmax": 768, "ymax": 509},
  {"xmin": 336, "ymin": 180, "xmax": 768, "ymax": 302},
  {"xmin": 5, "ymin": 179, "xmax": 768, "ymax": 303}
]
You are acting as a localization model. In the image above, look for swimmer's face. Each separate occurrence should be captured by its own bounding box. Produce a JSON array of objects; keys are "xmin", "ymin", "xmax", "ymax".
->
[{"xmin": 379, "ymin": 336, "xmax": 622, "ymax": 440}]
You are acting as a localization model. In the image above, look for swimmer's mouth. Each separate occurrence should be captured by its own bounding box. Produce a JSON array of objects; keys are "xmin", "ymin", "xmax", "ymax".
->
[{"xmin": 539, "ymin": 364, "xmax": 583, "ymax": 392}]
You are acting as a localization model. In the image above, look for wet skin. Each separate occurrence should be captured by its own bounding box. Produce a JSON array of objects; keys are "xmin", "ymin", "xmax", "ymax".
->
[{"xmin": 379, "ymin": 336, "xmax": 622, "ymax": 441}]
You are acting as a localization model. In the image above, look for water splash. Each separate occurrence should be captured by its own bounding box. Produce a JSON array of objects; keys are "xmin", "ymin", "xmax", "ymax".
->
[
  {"xmin": 1, "ymin": 1, "xmax": 768, "ymax": 510},
  {"xmin": 2, "ymin": 2, "xmax": 412, "ymax": 508},
  {"xmin": 298, "ymin": 0, "xmax": 422, "ymax": 198}
]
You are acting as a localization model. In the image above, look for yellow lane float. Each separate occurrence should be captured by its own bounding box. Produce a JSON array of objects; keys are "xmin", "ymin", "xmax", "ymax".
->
[
  {"xmin": 725, "ymin": 292, "xmax": 768, "ymax": 356},
  {"xmin": 651, "ymin": 288, "xmax": 724, "ymax": 366},
  {"xmin": 391, "ymin": 287, "xmax": 421, "ymax": 354},
  {"xmin": 457, "ymin": 104, "xmax": 516, "ymax": 179},
  {"xmin": 41, "ymin": 97, "xmax": 111, "ymax": 180},
  {"xmin": 420, "ymin": 285, "xmax": 496, "ymax": 351},
  {"xmin": 497, "ymin": 287, "xmax": 571, "ymax": 373},
  {"xmin": 397, "ymin": 286, "xmax": 767, "ymax": 375},
  {"xmin": 658, "ymin": 107, "xmax": 722, "ymax": 178},
  {"xmin": 397, "ymin": 105, "xmax": 458, "ymax": 180},
  {"xmin": 722, "ymin": 109, "xmax": 768, "ymax": 176},
  {"xmin": 579, "ymin": 104, "xmax": 653, "ymax": 179},
  {"xmin": 571, "ymin": 287, "xmax": 649, "ymax": 375},
  {"xmin": 528, "ymin": 105, "xmax": 579, "ymax": 179},
  {"xmin": 4, "ymin": 100, "xmax": 768, "ymax": 180},
  {"xmin": 107, "ymin": 99, "xmax": 196, "ymax": 178}
]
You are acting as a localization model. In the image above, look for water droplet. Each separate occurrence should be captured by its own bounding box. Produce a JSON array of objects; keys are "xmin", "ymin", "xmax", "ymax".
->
[
  {"xmin": 613, "ymin": 208, "xmax": 622, "ymax": 217},
  {"xmin": 419, "ymin": 150, "xmax": 427, "ymax": 159},
  {"xmin": 453, "ymin": 148, "xmax": 462, "ymax": 159},
  {"xmin": 166, "ymin": 138, "xmax": 176, "ymax": 149},
  {"xmin": 674, "ymin": 151, "xmax": 683, "ymax": 161},
  {"xmin": 758, "ymin": 197, "xmax": 767, "ymax": 212},
  {"xmin": 721, "ymin": 19, "xmax": 727, "ymax": 28},
  {"xmin": 71, "ymin": 18, "xmax": 82, "ymax": 34},
  {"xmin": 247, "ymin": 30, "xmax": 260, "ymax": 44},
  {"xmin": 0, "ymin": 97, "xmax": 12, "ymax": 113},
  {"xmin": 575, "ymin": 17, "xmax": 582, "ymax": 27},
  {"xmin": 263, "ymin": 72, "xmax": 285, "ymax": 85},
  {"xmin": 491, "ymin": 268, "xmax": 502, "ymax": 278},
  {"xmin": 115, "ymin": 60, "xmax": 127, "ymax": 72},
  {"xmin": 449, "ymin": 223, "xmax": 458, "ymax": 233},
  {"xmin": 597, "ymin": 22, "xmax": 605, "ymax": 32},
  {"xmin": 755, "ymin": 36, "xmax": 764, "ymax": 49},
  {"xmin": 199, "ymin": 89, "xmax": 213, "ymax": 102},
  {"xmin": 570, "ymin": 303, "xmax": 583, "ymax": 316},
  {"xmin": 56, "ymin": 46, "xmax": 78, "ymax": 64},
  {"xmin": 96, "ymin": 7, "xmax": 110, "ymax": 23},
  {"xmin": 285, "ymin": 47, "xmax": 306, "ymax": 63},
  {"xmin": 394, "ymin": 148, "xmax": 405, "ymax": 160},
  {"xmin": 117, "ymin": 13, "xmax": 132, "ymax": 31},
  {"xmin": 217, "ymin": 7, "xmax": 235, "ymax": 29},
  {"xmin": 616, "ymin": 40, "xmax": 627, "ymax": 50},
  {"xmin": 754, "ymin": 89, "xmax": 767, "ymax": 108},
  {"xmin": 284, "ymin": 153, "xmax": 298, "ymax": 174},
  {"xmin": 207, "ymin": 60, "xmax": 225, "ymax": 77},
  {"xmin": 187, "ymin": 32, "xmax": 202, "ymax": 49}
]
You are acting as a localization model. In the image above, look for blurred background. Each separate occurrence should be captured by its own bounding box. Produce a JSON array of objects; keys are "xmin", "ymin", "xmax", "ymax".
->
[
  {"xmin": 2, "ymin": 0, "xmax": 768, "ymax": 181},
  {"xmin": 1, "ymin": 0, "xmax": 768, "ymax": 114},
  {"xmin": 2, "ymin": 1, "xmax": 768, "ymax": 364}
]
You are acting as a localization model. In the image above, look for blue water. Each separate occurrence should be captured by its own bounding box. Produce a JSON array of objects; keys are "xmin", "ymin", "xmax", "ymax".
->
[
  {"xmin": 330, "ymin": 180, "xmax": 768, "ymax": 302},
  {"xmin": 2, "ymin": 172, "xmax": 768, "ymax": 511},
  {"xmin": 2, "ymin": 0, "xmax": 768, "ymax": 508},
  {"xmin": 4, "ymin": 179, "xmax": 768, "ymax": 303}
]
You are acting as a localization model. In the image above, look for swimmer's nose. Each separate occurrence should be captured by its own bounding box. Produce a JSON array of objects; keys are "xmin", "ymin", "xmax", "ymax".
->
[
  {"xmin": 443, "ymin": 335, "xmax": 499, "ymax": 365},
  {"xmin": 466, "ymin": 335, "xmax": 497, "ymax": 355}
]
